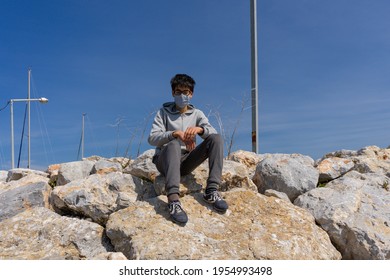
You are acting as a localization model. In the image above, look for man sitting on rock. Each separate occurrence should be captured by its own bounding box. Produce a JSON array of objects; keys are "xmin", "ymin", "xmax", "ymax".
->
[{"xmin": 148, "ymin": 73, "xmax": 228, "ymax": 225}]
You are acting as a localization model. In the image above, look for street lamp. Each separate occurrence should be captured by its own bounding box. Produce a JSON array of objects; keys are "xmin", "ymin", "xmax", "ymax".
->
[{"xmin": 10, "ymin": 97, "xmax": 49, "ymax": 169}]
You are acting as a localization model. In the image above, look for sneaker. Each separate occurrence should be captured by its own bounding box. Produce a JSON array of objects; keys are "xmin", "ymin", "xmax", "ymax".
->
[
  {"xmin": 168, "ymin": 200, "xmax": 188, "ymax": 225},
  {"xmin": 203, "ymin": 191, "xmax": 228, "ymax": 213}
]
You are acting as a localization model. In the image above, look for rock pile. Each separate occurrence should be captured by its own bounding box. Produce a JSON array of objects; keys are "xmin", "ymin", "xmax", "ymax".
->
[{"xmin": 1, "ymin": 145, "xmax": 389, "ymax": 260}]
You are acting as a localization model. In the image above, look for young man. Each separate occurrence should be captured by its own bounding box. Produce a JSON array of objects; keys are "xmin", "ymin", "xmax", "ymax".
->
[{"xmin": 148, "ymin": 74, "xmax": 228, "ymax": 225}]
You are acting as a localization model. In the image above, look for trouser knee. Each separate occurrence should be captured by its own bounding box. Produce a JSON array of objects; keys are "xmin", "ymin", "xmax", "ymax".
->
[
  {"xmin": 165, "ymin": 139, "xmax": 181, "ymax": 150},
  {"xmin": 205, "ymin": 134, "xmax": 223, "ymax": 152},
  {"xmin": 207, "ymin": 133, "xmax": 223, "ymax": 145}
]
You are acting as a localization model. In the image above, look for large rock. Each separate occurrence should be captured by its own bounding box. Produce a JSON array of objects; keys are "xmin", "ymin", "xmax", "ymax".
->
[
  {"xmin": 294, "ymin": 171, "xmax": 390, "ymax": 259},
  {"xmin": 0, "ymin": 174, "xmax": 50, "ymax": 194},
  {"xmin": 253, "ymin": 154, "xmax": 319, "ymax": 201},
  {"xmin": 227, "ymin": 150, "xmax": 264, "ymax": 177},
  {"xmin": 6, "ymin": 168, "xmax": 48, "ymax": 182},
  {"xmin": 0, "ymin": 181, "xmax": 52, "ymax": 222},
  {"xmin": 220, "ymin": 160, "xmax": 258, "ymax": 192},
  {"xmin": 51, "ymin": 172, "xmax": 141, "ymax": 225},
  {"xmin": 316, "ymin": 157, "xmax": 355, "ymax": 183},
  {"xmin": 91, "ymin": 159, "xmax": 123, "ymax": 175},
  {"xmin": 318, "ymin": 146, "xmax": 390, "ymax": 177},
  {"xmin": 124, "ymin": 149, "xmax": 158, "ymax": 181},
  {"xmin": 106, "ymin": 189, "xmax": 341, "ymax": 260},
  {"xmin": 56, "ymin": 160, "xmax": 95, "ymax": 186},
  {"xmin": 264, "ymin": 189, "xmax": 291, "ymax": 202},
  {"xmin": 0, "ymin": 207, "xmax": 114, "ymax": 260},
  {"xmin": 319, "ymin": 149, "xmax": 358, "ymax": 159},
  {"xmin": 108, "ymin": 157, "xmax": 132, "ymax": 168},
  {"xmin": 353, "ymin": 146, "xmax": 390, "ymax": 174}
]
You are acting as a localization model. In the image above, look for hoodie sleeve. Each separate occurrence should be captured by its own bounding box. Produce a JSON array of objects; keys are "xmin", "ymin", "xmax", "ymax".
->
[
  {"xmin": 197, "ymin": 110, "xmax": 218, "ymax": 139},
  {"xmin": 148, "ymin": 108, "xmax": 175, "ymax": 147}
]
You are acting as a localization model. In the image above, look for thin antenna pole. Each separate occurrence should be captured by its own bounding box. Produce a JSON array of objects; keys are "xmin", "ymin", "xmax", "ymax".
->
[
  {"xmin": 250, "ymin": 0, "xmax": 259, "ymax": 153},
  {"xmin": 27, "ymin": 67, "xmax": 31, "ymax": 168}
]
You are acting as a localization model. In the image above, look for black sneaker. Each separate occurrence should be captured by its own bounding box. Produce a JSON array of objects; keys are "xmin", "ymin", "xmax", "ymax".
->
[
  {"xmin": 203, "ymin": 191, "xmax": 228, "ymax": 213},
  {"xmin": 168, "ymin": 200, "xmax": 188, "ymax": 225}
]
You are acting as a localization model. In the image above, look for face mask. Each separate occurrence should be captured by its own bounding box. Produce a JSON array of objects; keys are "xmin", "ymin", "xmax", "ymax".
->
[{"xmin": 174, "ymin": 94, "xmax": 191, "ymax": 109}]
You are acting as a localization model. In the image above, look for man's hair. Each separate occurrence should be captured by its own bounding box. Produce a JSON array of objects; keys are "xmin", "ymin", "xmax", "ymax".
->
[{"xmin": 170, "ymin": 74, "xmax": 196, "ymax": 92}]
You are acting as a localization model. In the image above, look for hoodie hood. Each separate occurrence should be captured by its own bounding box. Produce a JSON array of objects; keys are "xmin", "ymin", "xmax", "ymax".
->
[{"xmin": 163, "ymin": 102, "xmax": 195, "ymax": 115}]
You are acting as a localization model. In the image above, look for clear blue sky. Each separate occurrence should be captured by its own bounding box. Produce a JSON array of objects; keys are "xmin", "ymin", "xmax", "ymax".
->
[{"xmin": 1, "ymin": 0, "xmax": 389, "ymax": 171}]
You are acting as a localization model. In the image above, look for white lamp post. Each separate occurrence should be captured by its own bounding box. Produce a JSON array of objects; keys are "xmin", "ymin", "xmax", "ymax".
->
[{"xmin": 10, "ymin": 97, "xmax": 49, "ymax": 169}]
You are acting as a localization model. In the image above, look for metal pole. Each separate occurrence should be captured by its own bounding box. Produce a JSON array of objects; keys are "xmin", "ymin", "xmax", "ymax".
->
[
  {"xmin": 81, "ymin": 113, "xmax": 86, "ymax": 159},
  {"xmin": 10, "ymin": 100, "xmax": 14, "ymax": 169},
  {"xmin": 250, "ymin": 0, "xmax": 259, "ymax": 153},
  {"xmin": 27, "ymin": 68, "xmax": 31, "ymax": 168},
  {"xmin": 9, "ymin": 96, "xmax": 48, "ymax": 170}
]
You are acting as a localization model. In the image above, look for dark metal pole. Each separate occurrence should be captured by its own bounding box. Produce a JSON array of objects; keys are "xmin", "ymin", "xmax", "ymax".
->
[
  {"xmin": 250, "ymin": 0, "xmax": 259, "ymax": 153},
  {"xmin": 82, "ymin": 113, "xmax": 86, "ymax": 159},
  {"xmin": 27, "ymin": 68, "xmax": 31, "ymax": 168},
  {"xmin": 10, "ymin": 100, "xmax": 14, "ymax": 169}
]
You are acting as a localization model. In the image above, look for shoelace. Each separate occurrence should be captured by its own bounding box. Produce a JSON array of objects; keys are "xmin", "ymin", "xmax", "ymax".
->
[
  {"xmin": 169, "ymin": 201, "xmax": 183, "ymax": 214},
  {"xmin": 209, "ymin": 191, "xmax": 222, "ymax": 202}
]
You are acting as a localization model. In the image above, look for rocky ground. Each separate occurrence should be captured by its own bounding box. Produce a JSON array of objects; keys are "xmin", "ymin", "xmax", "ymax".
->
[{"xmin": 0, "ymin": 145, "xmax": 389, "ymax": 260}]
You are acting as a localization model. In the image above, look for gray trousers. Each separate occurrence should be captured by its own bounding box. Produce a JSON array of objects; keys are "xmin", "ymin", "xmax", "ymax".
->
[{"xmin": 153, "ymin": 134, "xmax": 223, "ymax": 196}]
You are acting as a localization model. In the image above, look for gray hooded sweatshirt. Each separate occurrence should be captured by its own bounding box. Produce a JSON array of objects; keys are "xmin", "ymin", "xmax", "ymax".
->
[{"xmin": 148, "ymin": 102, "xmax": 217, "ymax": 155}]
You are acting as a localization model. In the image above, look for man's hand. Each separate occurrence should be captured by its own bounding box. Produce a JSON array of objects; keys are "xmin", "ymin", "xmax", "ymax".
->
[
  {"xmin": 172, "ymin": 127, "xmax": 203, "ymax": 152},
  {"xmin": 184, "ymin": 127, "xmax": 203, "ymax": 141}
]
